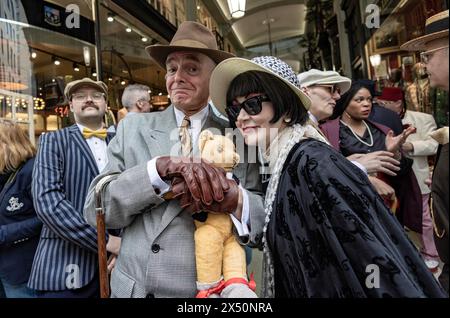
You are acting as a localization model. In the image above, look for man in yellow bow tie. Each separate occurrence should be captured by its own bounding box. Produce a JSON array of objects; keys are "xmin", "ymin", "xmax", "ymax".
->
[
  {"xmin": 29, "ymin": 78, "xmax": 121, "ymax": 298},
  {"xmin": 82, "ymin": 127, "xmax": 108, "ymax": 140}
]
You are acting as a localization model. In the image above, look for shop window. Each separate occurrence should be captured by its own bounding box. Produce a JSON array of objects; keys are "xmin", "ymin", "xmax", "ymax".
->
[
  {"xmin": 98, "ymin": 3, "xmax": 168, "ymax": 113},
  {"xmin": 0, "ymin": 0, "xmax": 96, "ymax": 140}
]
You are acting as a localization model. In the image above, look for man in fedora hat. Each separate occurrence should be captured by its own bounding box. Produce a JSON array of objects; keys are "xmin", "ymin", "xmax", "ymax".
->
[
  {"xmin": 84, "ymin": 21, "xmax": 265, "ymax": 298},
  {"xmin": 401, "ymin": 9, "xmax": 449, "ymax": 292},
  {"xmin": 29, "ymin": 78, "xmax": 121, "ymax": 297}
]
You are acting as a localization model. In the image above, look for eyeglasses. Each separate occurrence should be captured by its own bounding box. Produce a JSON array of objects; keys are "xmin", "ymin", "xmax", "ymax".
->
[
  {"xmin": 225, "ymin": 95, "xmax": 270, "ymax": 122},
  {"xmin": 420, "ymin": 45, "xmax": 449, "ymax": 64},
  {"xmin": 311, "ymin": 84, "xmax": 340, "ymax": 95},
  {"xmin": 72, "ymin": 92, "xmax": 105, "ymax": 102}
]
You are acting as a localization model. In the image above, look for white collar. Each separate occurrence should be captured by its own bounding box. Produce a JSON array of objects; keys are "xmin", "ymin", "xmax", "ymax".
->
[
  {"xmin": 76, "ymin": 123, "xmax": 104, "ymax": 133},
  {"xmin": 173, "ymin": 104, "xmax": 210, "ymax": 128},
  {"xmin": 308, "ymin": 112, "xmax": 319, "ymax": 125}
]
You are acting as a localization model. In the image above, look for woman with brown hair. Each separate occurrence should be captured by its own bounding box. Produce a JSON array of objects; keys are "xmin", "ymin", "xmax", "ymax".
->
[{"xmin": 0, "ymin": 119, "xmax": 42, "ymax": 298}]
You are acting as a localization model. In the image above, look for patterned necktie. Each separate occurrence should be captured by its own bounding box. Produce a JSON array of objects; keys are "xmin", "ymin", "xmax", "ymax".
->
[
  {"xmin": 179, "ymin": 116, "xmax": 192, "ymax": 157},
  {"xmin": 82, "ymin": 127, "xmax": 107, "ymax": 140}
]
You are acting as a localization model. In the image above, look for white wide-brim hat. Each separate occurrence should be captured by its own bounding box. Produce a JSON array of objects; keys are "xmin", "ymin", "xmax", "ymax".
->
[{"xmin": 210, "ymin": 56, "xmax": 311, "ymax": 117}]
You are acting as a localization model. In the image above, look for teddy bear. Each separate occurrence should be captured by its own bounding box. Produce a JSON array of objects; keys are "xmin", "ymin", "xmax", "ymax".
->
[{"xmin": 193, "ymin": 130, "xmax": 257, "ymax": 298}]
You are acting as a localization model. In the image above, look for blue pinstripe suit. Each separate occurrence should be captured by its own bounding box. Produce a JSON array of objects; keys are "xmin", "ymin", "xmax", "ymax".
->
[{"xmin": 28, "ymin": 125, "xmax": 112, "ymax": 292}]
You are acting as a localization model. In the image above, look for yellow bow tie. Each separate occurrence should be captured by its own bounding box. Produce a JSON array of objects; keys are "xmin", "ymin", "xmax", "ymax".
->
[{"xmin": 82, "ymin": 128, "xmax": 107, "ymax": 140}]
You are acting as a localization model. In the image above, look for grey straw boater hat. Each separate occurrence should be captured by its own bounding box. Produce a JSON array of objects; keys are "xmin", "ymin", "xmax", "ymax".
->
[
  {"xmin": 145, "ymin": 21, "xmax": 235, "ymax": 69},
  {"xmin": 210, "ymin": 56, "xmax": 311, "ymax": 116},
  {"xmin": 64, "ymin": 77, "xmax": 108, "ymax": 100},
  {"xmin": 297, "ymin": 69, "xmax": 351, "ymax": 95},
  {"xmin": 401, "ymin": 10, "xmax": 449, "ymax": 51}
]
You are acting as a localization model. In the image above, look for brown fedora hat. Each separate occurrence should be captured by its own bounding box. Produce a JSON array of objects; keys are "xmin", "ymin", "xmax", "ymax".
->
[
  {"xmin": 401, "ymin": 10, "xmax": 449, "ymax": 51},
  {"xmin": 145, "ymin": 21, "xmax": 234, "ymax": 69}
]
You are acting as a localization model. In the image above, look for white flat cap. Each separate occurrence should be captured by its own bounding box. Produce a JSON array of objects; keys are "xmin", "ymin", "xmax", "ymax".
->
[{"xmin": 297, "ymin": 69, "xmax": 351, "ymax": 95}]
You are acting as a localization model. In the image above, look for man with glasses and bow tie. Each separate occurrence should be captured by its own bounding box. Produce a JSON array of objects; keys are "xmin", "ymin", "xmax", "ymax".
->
[{"xmin": 28, "ymin": 78, "xmax": 121, "ymax": 298}]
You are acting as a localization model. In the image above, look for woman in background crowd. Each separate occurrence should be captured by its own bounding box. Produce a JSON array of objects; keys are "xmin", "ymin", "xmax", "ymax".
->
[
  {"xmin": 320, "ymin": 81, "xmax": 423, "ymax": 235},
  {"xmin": 0, "ymin": 119, "xmax": 42, "ymax": 298}
]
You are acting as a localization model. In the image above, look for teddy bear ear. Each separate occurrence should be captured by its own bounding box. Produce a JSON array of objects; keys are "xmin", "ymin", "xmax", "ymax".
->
[{"xmin": 198, "ymin": 130, "xmax": 214, "ymax": 152}]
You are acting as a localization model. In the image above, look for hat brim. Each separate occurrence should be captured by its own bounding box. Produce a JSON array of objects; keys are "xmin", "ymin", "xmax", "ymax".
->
[
  {"xmin": 400, "ymin": 30, "xmax": 449, "ymax": 51},
  {"xmin": 210, "ymin": 58, "xmax": 311, "ymax": 118},
  {"xmin": 146, "ymin": 45, "xmax": 235, "ymax": 70},
  {"xmin": 65, "ymin": 82, "xmax": 107, "ymax": 99},
  {"xmin": 313, "ymin": 78, "xmax": 351, "ymax": 95}
]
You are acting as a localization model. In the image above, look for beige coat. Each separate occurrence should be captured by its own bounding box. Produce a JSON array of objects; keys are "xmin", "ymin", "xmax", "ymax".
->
[{"xmin": 402, "ymin": 110, "xmax": 438, "ymax": 194}]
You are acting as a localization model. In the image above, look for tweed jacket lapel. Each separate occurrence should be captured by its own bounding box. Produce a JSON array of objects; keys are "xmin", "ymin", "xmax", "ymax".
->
[
  {"xmin": 141, "ymin": 105, "xmax": 182, "ymax": 158},
  {"xmin": 69, "ymin": 125, "xmax": 99, "ymax": 176}
]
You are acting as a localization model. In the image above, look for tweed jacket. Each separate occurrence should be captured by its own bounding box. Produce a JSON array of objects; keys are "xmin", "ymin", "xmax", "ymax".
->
[{"xmin": 84, "ymin": 105, "xmax": 265, "ymax": 298}]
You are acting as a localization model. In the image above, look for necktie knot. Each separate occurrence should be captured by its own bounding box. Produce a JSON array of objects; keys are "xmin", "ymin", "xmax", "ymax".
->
[
  {"xmin": 82, "ymin": 127, "xmax": 107, "ymax": 140},
  {"xmin": 181, "ymin": 116, "xmax": 191, "ymax": 128},
  {"xmin": 179, "ymin": 116, "xmax": 192, "ymax": 156}
]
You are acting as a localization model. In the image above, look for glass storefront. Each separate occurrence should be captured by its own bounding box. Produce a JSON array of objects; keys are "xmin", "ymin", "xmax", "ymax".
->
[
  {"xmin": 1, "ymin": 0, "xmax": 241, "ymax": 142},
  {"xmin": 0, "ymin": 0, "xmax": 174, "ymax": 142},
  {"xmin": 99, "ymin": 1, "xmax": 171, "ymax": 113}
]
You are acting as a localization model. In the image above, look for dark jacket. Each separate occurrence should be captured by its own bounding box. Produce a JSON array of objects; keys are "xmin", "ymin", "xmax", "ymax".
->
[
  {"xmin": 432, "ymin": 143, "xmax": 449, "ymax": 264},
  {"xmin": 0, "ymin": 158, "xmax": 42, "ymax": 285},
  {"xmin": 369, "ymin": 104, "xmax": 403, "ymax": 136},
  {"xmin": 28, "ymin": 126, "xmax": 115, "ymax": 291},
  {"xmin": 267, "ymin": 139, "xmax": 445, "ymax": 297},
  {"xmin": 320, "ymin": 118, "xmax": 423, "ymax": 233}
]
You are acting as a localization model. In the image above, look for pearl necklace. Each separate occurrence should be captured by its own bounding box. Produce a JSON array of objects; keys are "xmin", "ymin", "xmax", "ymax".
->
[{"xmin": 340, "ymin": 119, "xmax": 374, "ymax": 147}]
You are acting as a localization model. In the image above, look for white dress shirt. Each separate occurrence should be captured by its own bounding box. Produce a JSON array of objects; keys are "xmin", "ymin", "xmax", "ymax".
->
[
  {"xmin": 77, "ymin": 124, "xmax": 108, "ymax": 172},
  {"xmin": 146, "ymin": 105, "xmax": 250, "ymax": 236}
]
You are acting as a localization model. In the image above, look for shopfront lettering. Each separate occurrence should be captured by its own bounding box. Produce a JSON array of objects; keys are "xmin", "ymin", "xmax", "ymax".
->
[
  {"xmin": 44, "ymin": 4, "xmax": 80, "ymax": 29},
  {"xmin": 55, "ymin": 105, "xmax": 70, "ymax": 118}
]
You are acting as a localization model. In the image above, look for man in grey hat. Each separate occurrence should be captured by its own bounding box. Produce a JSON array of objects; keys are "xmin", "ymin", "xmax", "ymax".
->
[
  {"xmin": 401, "ymin": 9, "xmax": 449, "ymax": 292},
  {"xmin": 84, "ymin": 21, "xmax": 264, "ymax": 298},
  {"xmin": 29, "ymin": 78, "xmax": 121, "ymax": 297},
  {"xmin": 298, "ymin": 69, "xmax": 401, "ymax": 179}
]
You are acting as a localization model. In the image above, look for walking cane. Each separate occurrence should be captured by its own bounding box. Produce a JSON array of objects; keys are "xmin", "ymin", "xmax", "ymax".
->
[{"xmin": 95, "ymin": 175, "xmax": 118, "ymax": 298}]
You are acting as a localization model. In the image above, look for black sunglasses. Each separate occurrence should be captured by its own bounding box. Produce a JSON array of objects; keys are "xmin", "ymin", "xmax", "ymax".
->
[{"xmin": 225, "ymin": 95, "xmax": 271, "ymax": 121}]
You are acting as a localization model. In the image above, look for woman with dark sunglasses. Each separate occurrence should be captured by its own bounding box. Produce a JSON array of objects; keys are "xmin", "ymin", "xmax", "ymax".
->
[{"xmin": 208, "ymin": 56, "xmax": 446, "ymax": 298}]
